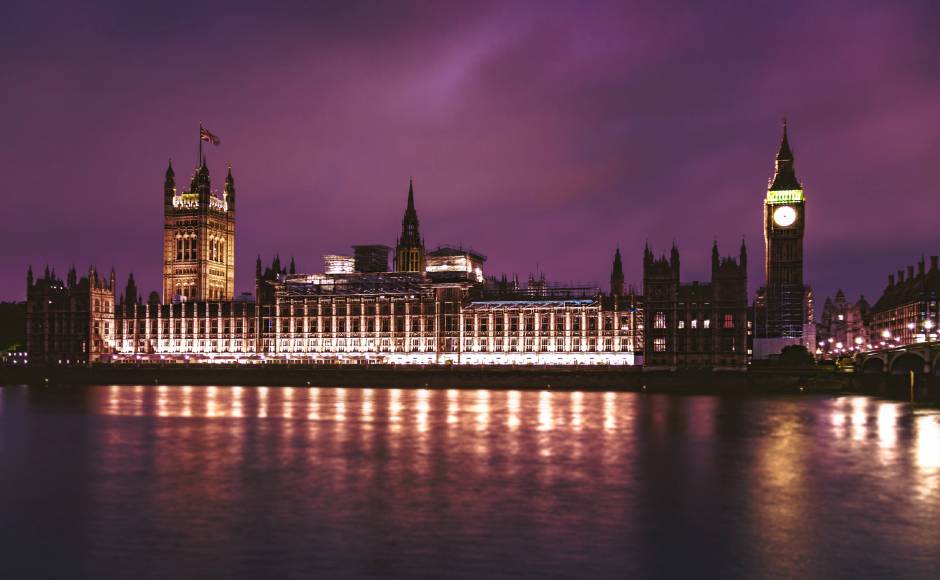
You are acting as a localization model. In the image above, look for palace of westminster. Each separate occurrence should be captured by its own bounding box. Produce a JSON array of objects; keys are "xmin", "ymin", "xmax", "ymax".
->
[{"xmin": 25, "ymin": 124, "xmax": 937, "ymax": 368}]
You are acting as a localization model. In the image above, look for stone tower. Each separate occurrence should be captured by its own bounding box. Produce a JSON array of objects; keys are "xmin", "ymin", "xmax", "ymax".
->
[
  {"xmin": 761, "ymin": 120, "xmax": 806, "ymax": 339},
  {"xmin": 394, "ymin": 178, "xmax": 425, "ymax": 273},
  {"xmin": 162, "ymin": 158, "xmax": 236, "ymax": 302},
  {"xmin": 610, "ymin": 247, "xmax": 624, "ymax": 296}
]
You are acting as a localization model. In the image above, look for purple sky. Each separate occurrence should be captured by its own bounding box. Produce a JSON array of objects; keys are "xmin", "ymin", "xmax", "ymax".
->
[{"xmin": 3, "ymin": 1, "xmax": 940, "ymax": 306}]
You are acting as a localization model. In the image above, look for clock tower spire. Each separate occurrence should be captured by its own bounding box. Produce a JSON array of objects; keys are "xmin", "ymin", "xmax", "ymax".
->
[{"xmin": 755, "ymin": 119, "xmax": 812, "ymax": 356}]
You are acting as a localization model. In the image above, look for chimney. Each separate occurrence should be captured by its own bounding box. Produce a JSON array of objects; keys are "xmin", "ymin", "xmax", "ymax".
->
[
  {"xmin": 908, "ymin": 265, "xmax": 915, "ymax": 279},
  {"xmin": 898, "ymin": 269, "xmax": 904, "ymax": 283},
  {"xmin": 888, "ymin": 274, "xmax": 895, "ymax": 286},
  {"xmin": 931, "ymin": 256, "xmax": 938, "ymax": 271}
]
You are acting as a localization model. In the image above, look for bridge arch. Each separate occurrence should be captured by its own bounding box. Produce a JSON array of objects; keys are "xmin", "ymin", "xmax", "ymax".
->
[
  {"xmin": 861, "ymin": 357, "xmax": 885, "ymax": 374},
  {"xmin": 890, "ymin": 352, "xmax": 927, "ymax": 375}
]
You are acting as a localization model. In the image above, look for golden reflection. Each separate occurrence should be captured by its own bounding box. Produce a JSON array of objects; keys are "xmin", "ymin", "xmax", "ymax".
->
[
  {"xmin": 876, "ymin": 403, "xmax": 898, "ymax": 451},
  {"xmin": 231, "ymin": 386, "xmax": 244, "ymax": 418},
  {"xmin": 830, "ymin": 408, "xmax": 846, "ymax": 438},
  {"xmin": 916, "ymin": 414, "xmax": 940, "ymax": 470},
  {"xmin": 334, "ymin": 387, "xmax": 346, "ymax": 422},
  {"xmin": 538, "ymin": 390, "xmax": 553, "ymax": 432},
  {"xmin": 507, "ymin": 390, "xmax": 521, "ymax": 430},
  {"xmin": 283, "ymin": 387, "xmax": 294, "ymax": 419},
  {"xmin": 108, "ymin": 385, "xmax": 120, "ymax": 415},
  {"xmin": 447, "ymin": 389, "xmax": 459, "ymax": 425},
  {"xmin": 362, "ymin": 388, "xmax": 374, "ymax": 422},
  {"xmin": 417, "ymin": 389, "xmax": 430, "ymax": 433},
  {"xmin": 475, "ymin": 389, "xmax": 490, "ymax": 432},
  {"xmin": 571, "ymin": 391, "xmax": 584, "ymax": 431},
  {"xmin": 206, "ymin": 386, "xmax": 218, "ymax": 418},
  {"xmin": 389, "ymin": 389, "xmax": 402, "ymax": 432},
  {"xmin": 604, "ymin": 391, "xmax": 616, "ymax": 432},
  {"xmin": 181, "ymin": 385, "xmax": 193, "ymax": 417},
  {"xmin": 258, "ymin": 386, "xmax": 269, "ymax": 418},
  {"xmin": 132, "ymin": 385, "xmax": 144, "ymax": 416},
  {"xmin": 307, "ymin": 387, "xmax": 320, "ymax": 421},
  {"xmin": 850, "ymin": 397, "xmax": 867, "ymax": 442},
  {"xmin": 157, "ymin": 385, "xmax": 169, "ymax": 417}
]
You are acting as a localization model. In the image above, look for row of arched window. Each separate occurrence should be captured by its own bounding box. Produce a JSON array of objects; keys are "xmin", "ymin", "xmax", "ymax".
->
[{"xmin": 175, "ymin": 235, "xmax": 227, "ymax": 263}]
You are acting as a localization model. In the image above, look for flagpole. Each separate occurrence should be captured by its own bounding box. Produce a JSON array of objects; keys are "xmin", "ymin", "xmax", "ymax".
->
[{"xmin": 198, "ymin": 121, "xmax": 203, "ymax": 167}]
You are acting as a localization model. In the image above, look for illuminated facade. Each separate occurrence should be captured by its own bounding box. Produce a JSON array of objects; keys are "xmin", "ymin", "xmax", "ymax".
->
[
  {"xmin": 107, "ymin": 264, "xmax": 641, "ymax": 366},
  {"xmin": 869, "ymin": 257, "xmax": 939, "ymax": 347},
  {"xmin": 754, "ymin": 121, "xmax": 815, "ymax": 358},
  {"xmin": 162, "ymin": 159, "xmax": 236, "ymax": 302},
  {"xmin": 98, "ymin": 174, "xmax": 643, "ymax": 366},
  {"xmin": 816, "ymin": 290, "xmax": 870, "ymax": 355}
]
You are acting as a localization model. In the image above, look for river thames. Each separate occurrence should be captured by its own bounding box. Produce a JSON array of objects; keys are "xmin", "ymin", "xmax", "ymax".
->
[{"xmin": 1, "ymin": 385, "xmax": 938, "ymax": 578}]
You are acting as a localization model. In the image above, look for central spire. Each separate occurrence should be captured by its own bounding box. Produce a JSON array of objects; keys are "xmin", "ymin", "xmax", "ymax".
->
[
  {"xmin": 769, "ymin": 118, "xmax": 802, "ymax": 191},
  {"xmin": 394, "ymin": 178, "xmax": 426, "ymax": 272}
]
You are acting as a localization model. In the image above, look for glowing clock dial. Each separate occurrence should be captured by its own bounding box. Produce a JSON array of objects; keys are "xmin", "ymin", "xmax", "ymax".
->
[{"xmin": 773, "ymin": 205, "xmax": 797, "ymax": 227}]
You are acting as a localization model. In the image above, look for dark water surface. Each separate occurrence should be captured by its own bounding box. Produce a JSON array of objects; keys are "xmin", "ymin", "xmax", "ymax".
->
[{"xmin": 1, "ymin": 385, "xmax": 939, "ymax": 579}]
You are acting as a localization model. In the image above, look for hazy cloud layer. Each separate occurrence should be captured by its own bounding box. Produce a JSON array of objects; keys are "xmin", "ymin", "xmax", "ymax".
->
[{"xmin": 2, "ymin": 0, "xmax": 939, "ymax": 304}]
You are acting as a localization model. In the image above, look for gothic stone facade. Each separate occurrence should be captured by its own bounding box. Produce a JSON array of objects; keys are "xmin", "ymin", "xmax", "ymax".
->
[
  {"xmin": 162, "ymin": 160, "xmax": 236, "ymax": 302},
  {"xmin": 643, "ymin": 242, "xmax": 748, "ymax": 368}
]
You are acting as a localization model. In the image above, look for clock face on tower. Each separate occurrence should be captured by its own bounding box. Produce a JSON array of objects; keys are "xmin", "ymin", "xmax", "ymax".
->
[{"xmin": 773, "ymin": 205, "xmax": 797, "ymax": 227}]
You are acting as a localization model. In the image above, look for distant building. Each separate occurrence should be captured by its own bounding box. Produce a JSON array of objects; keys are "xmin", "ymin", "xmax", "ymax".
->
[
  {"xmin": 869, "ymin": 256, "xmax": 939, "ymax": 346},
  {"xmin": 643, "ymin": 241, "xmax": 749, "ymax": 368},
  {"xmin": 816, "ymin": 290, "xmax": 870, "ymax": 356},
  {"xmin": 753, "ymin": 121, "xmax": 815, "ymax": 358},
  {"xmin": 425, "ymin": 246, "xmax": 486, "ymax": 283},
  {"xmin": 352, "ymin": 245, "xmax": 391, "ymax": 273},
  {"xmin": 323, "ymin": 255, "xmax": 355, "ymax": 275},
  {"xmin": 26, "ymin": 266, "xmax": 116, "ymax": 366},
  {"xmin": 394, "ymin": 179, "xmax": 425, "ymax": 273}
]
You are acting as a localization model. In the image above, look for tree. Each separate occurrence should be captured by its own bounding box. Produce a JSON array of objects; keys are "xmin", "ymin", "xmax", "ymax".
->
[{"xmin": 779, "ymin": 345, "xmax": 814, "ymax": 367}]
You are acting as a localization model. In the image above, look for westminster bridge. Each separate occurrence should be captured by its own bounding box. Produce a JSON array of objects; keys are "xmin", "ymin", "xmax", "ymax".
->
[{"xmin": 854, "ymin": 343, "xmax": 940, "ymax": 401}]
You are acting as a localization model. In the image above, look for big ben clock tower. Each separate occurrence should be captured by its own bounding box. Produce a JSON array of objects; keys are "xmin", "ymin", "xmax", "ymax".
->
[{"xmin": 754, "ymin": 120, "xmax": 814, "ymax": 357}]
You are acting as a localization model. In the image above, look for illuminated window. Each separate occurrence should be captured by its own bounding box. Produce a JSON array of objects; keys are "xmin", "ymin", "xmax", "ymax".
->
[
  {"xmin": 654, "ymin": 337, "xmax": 667, "ymax": 352},
  {"xmin": 723, "ymin": 314, "xmax": 734, "ymax": 329},
  {"xmin": 703, "ymin": 319, "xmax": 711, "ymax": 329},
  {"xmin": 691, "ymin": 319, "xmax": 698, "ymax": 329},
  {"xmin": 654, "ymin": 313, "xmax": 666, "ymax": 329},
  {"xmin": 678, "ymin": 320, "xmax": 685, "ymax": 329}
]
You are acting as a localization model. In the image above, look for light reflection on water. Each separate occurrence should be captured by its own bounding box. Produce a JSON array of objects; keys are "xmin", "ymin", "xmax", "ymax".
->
[{"xmin": 1, "ymin": 385, "xmax": 940, "ymax": 579}]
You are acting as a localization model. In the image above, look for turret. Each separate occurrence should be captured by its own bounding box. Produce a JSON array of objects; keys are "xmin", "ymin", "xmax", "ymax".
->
[
  {"xmin": 224, "ymin": 165, "xmax": 236, "ymax": 211},
  {"xmin": 711, "ymin": 240, "xmax": 720, "ymax": 274},
  {"xmin": 670, "ymin": 242, "xmax": 680, "ymax": 279},
  {"xmin": 67, "ymin": 265, "xmax": 77, "ymax": 288},
  {"xmin": 394, "ymin": 178, "xmax": 426, "ymax": 272},
  {"xmin": 739, "ymin": 238, "xmax": 747, "ymax": 270},
  {"xmin": 289, "ymin": 256, "xmax": 296, "ymax": 275},
  {"xmin": 256, "ymin": 255, "xmax": 262, "ymax": 279},
  {"xmin": 610, "ymin": 247, "xmax": 624, "ymax": 296},
  {"xmin": 26, "ymin": 265, "xmax": 33, "ymax": 295},
  {"xmin": 125, "ymin": 273, "xmax": 139, "ymax": 306},
  {"xmin": 164, "ymin": 159, "xmax": 175, "ymax": 205},
  {"xmin": 195, "ymin": 159, "xmax": 211, "ymax": 203}
]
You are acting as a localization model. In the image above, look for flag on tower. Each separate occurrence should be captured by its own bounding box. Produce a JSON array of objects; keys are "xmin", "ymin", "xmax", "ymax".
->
[{"xmin": 200, "ymin": 125, "xmax": 221, "ymax": 146}]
